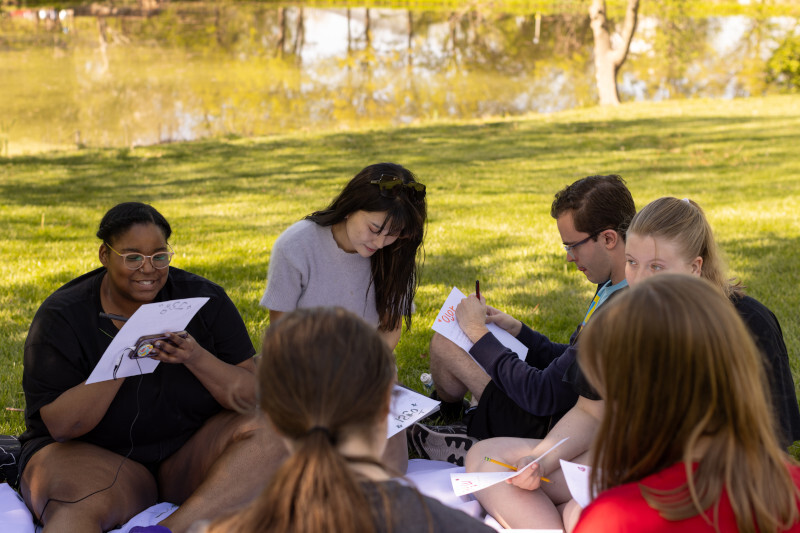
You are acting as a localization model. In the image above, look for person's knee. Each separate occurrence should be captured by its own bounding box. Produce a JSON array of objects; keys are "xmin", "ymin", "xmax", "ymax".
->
[
  {"xmin": 465, "ymin": 438, "xmax": 494, "ymax": 472},
  {"xmin": 430, "ymin": 332, "xmax": 454, "ymax": 363},
  {"xmin": 201, "ymin": 409, "xmax": 267, "ymax": 449},
  {"xmin": 224, "ymin": 411, "xmax": 287, "ymax": 465},
  {"xmin": 21, "ymin": 443, "xmax": 156, "ymax": 527},
  {"xmin": 228, "ymin": 411, "xmax": 269, "ymax": 442}
]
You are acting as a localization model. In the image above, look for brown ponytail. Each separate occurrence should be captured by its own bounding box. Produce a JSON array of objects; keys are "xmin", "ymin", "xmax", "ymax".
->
[{"xmin": 207, "ymin": 307, "xmax": 396, "ymax": 533}]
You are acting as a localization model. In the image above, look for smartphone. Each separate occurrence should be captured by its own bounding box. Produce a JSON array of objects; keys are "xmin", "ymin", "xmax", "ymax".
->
[{"xmin": 128, "ymin": 331, "xmax": 189, "ymax": 359}]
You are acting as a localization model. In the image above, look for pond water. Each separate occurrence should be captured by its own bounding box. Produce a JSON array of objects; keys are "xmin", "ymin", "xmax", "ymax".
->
[{"xmin": 0, "ymin": 3, "xmax": 796, "ymax": 154}]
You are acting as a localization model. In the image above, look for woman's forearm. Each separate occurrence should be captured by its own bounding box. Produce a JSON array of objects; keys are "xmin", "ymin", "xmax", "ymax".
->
[
  {"xmin": 184, "ymin": 353, "xmax": 258, "ymax": 411},
  {"xmin": 40, "ymin": 378, "xmax": 126, "ymax": 441}
]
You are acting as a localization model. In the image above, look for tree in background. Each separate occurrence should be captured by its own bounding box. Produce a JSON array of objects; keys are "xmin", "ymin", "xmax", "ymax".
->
[
  {"xmin": 589, "ymin": 0, "xmax": 640, "ymax": 105},
  {"xmin": 767, "ymin": 33, "xmax": 800, "ymax": 93}
]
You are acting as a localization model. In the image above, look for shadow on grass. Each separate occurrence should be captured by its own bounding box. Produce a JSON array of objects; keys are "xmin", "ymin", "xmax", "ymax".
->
[{"xmin": 3, "ymin": 112, "xmax": 799, "ymax": 208}]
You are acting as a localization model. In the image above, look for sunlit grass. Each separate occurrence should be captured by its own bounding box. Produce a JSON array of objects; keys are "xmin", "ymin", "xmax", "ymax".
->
[{"xmin": 2, "ymin": 95, "xmax": 800, "ymax": 445}]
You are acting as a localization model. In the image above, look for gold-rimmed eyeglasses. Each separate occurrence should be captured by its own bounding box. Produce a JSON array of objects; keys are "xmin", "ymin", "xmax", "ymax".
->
[{"xmin": 105, "ymin": 243, "xmax": 174, "ymax": 270}]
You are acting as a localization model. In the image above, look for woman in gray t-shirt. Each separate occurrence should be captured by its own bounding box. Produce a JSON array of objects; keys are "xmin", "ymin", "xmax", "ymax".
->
[{"xmin": 261, "ymin": 162, "xmax": 427, "ymax": 351}]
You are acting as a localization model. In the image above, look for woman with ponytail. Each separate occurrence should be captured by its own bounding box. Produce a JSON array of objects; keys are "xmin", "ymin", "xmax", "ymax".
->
[
  {"xmin": 196, "ymin": 307, "xmax": 492, "ymax": 533},
  {"xmin": 625, "ymin": 197, "xmax": 800, "ymax": 447}
]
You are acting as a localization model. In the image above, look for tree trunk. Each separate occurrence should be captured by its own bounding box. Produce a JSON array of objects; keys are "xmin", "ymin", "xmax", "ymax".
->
[
  {"xmin": 293, "ymin": 7, "xmax": 305, "ymax": 58},
  {"xmin": 589, "ymin": 0, "xmax": 640, "ymax": 105},
  {"xmin": 407, "ymin": 10, "xmax": 413, "ymax": 66},
  {"xmin": 364, "ymin": 8, "xmax": 371, "ymax": 49},
  {"xmin": 276, "ymin": 7, "xmax": 286, "ymax": 58}
]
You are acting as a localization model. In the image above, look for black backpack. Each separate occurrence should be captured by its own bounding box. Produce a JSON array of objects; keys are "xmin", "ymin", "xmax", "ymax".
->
[{"xmin": 0, "ymin": 435, "xmax": 21, "ymax": 490}]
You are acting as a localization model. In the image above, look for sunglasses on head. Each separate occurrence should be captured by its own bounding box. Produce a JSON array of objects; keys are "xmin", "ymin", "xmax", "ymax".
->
[{"xmin": 370, "ymin": 174, "xmax": 426, "ymax": 199}]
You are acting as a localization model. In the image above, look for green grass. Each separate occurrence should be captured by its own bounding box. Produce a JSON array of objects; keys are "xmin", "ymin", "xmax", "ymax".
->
[{"xmin": 2, "ymin": 94, "xmax": 800, "ymax": 444}]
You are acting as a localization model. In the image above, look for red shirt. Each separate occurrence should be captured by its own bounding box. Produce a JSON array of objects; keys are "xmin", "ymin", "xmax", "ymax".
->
[{"xmin": 574, "ymin": 462, "xmax": 800, "ymax": 533}]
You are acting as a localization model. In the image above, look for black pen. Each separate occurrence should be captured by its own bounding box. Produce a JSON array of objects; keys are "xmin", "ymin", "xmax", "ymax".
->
[
  {"xmin": 100, "ymin": 312, "xmax": 129, "ymax": 322},
  {"xmin": 475, "ymin": 280, "xmax": 481, "ymax": 300}
]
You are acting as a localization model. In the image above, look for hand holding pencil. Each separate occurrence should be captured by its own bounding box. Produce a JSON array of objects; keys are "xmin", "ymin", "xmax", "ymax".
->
[
  {"xmin": 505, "ymin": 454, "xmax": 550, "ymax": 491},
  {"xmin": 485, "ymin": 456, "xmax": 551, "ymax": 483}
]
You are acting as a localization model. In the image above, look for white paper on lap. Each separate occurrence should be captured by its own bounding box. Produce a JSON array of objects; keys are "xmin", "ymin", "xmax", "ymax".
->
[
  {"xmin": 450, "ymin": 438, "xmax": 569, "ymax": 496},
  {"xmin": 431, "ymin": 287, "xmax": 528, "ymax": 371},
  {"xmin": 559, "ymin": 459, "xmax": 594, "ymax": 508},
  {"xmin": 87, "ymin": 297, "xmax": 209, "ymax": 384},
  {"xmin": 387, "ymin": 385, "xmax": 440, "ymax": 439}
]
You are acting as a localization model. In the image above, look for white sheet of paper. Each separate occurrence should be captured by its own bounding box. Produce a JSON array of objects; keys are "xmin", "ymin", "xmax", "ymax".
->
[
  {"xmin": 450, "ymin": 437, "xmax": 569, "ymax": 496},
  {"xmin": 559, "ymin": 459, "xmax": 594, "ymax": 508},
  {"xmin": 86, "ymin": 297, "xmax": 210, "ymax": 384},
  {"xmin": 387, "ymin": 385, "xmax": 440, "ymax": 438},
  {"xmin": 431, "ymin": 287, "xmax": 528, "ymax": 369}
]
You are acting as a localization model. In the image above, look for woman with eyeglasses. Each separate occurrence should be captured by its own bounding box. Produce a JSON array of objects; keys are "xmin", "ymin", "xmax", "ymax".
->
[
  {"xmin": 261, "ymin": 163, "xmax": 427, "ymax": 473},
  {"xmin": 19, "ymin": 202, "xmax": 285, "ymax": 533}
]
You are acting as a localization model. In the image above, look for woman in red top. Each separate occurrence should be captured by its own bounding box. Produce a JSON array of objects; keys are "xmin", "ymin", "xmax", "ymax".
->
[{"xmin": 574, "ymin": 274, "xmax": 800, "ymax": 533}]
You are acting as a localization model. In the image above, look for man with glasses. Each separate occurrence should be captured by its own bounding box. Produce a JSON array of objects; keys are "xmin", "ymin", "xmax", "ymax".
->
[{"xmin": 410, "ymin": 175, "xmax": 634, "ymax": 465}]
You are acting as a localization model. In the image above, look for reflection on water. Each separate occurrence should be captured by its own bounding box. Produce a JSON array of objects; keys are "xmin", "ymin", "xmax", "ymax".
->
[{"xmin": 0, "ymin": 3, "xmax": 795, "ymax": 153}]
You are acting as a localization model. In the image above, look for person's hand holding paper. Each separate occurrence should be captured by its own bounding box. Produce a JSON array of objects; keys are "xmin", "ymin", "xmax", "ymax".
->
[
  {"xmin": 506, "ymin": 454, "xmax": 547, "ymax": 491},
  {"xmin": 431, "ymin": 287, "xmax": 528, "ymax": 364}
]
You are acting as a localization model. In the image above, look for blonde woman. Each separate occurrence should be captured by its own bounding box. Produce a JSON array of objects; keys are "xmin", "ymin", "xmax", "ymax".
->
[{"xmin": 625, "ymin": 197, "xmax": 800, "ymax": 447}]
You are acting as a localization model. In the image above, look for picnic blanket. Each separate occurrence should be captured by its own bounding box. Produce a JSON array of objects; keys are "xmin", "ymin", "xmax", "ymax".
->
[
  {"xmin": 2, "ymin": 460, "xmax": 551, "ymax": 532},
  {"xmin": 0, "ymin": 481, "xmax": 178, "ymax": 533},
  {"xmin": 1, "ymin": 459, "xmax": 483, "ymax": 532}
]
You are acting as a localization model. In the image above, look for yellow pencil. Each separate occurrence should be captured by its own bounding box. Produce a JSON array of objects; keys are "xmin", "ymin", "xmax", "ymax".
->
[{"xmin": 484, "ymin": 456, "xmax": 551, "ymax": 482}]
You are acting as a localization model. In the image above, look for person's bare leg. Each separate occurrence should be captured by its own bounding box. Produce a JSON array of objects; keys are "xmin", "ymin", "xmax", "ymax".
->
[
  {"xmin": 21, "ymin": 441, "xmax": 157, "ymax": 533},
  {"xmin": 157, "ymin": 410, "xmax": 287, "ymax": 533},
  {"xmin": 561, "ymin": 499, "xmax": 583, "ymax": 533},
  {"xmin": 464, "ymin": 437, "xmax": 564, "ymax": 529},
  {"xmin": 428, "ymin": 332, "xmax": 491, "ymax": 403},
  {"xmin": 382, "ymin": 430, "xmax": 409, "ymax": 474}
]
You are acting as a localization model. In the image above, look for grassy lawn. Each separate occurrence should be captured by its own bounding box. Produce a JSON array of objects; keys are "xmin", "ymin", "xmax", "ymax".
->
[{"xmin": 2, "ymin": 94, "xmax": 799, "ymax": 447}]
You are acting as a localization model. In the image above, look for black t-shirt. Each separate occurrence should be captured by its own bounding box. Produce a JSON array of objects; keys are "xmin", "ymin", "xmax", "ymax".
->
[
  {"xmin": 732, "ymin": 294, "xmax": 800, "ymax": 447},
  {"xmin": 20, "ymin": 267, "xmax": 255, "ymax": 469}
]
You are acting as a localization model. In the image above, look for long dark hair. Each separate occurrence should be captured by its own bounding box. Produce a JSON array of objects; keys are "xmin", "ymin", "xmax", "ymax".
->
[
  {"xmin": 210, "ymin": 307, "xmax": 397, "ymax": 533},
  {"xmin": 307, "ymin": 163, "xmax": 427, "ymax": 331}
]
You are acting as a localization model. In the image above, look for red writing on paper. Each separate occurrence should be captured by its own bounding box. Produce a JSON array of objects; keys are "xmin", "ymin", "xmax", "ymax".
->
[{"xmin": 436, "ymin": 305, "xmax": 457, "ymax": 324}]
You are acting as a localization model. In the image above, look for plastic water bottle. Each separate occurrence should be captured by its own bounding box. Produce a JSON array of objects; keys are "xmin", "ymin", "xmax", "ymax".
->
[{"xmin": 420, "ymin": 372, "xmax": 434, "ymax": 394}]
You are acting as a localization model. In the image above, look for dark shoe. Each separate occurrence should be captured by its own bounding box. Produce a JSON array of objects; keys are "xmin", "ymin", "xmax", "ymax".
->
[
  {"xmin": 426, "ymin": 391, "xmax": 471, "ymax": 424},
  {"xmin": 409, "ymin": 422, "xmax": 477, "ymax": 467}
]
